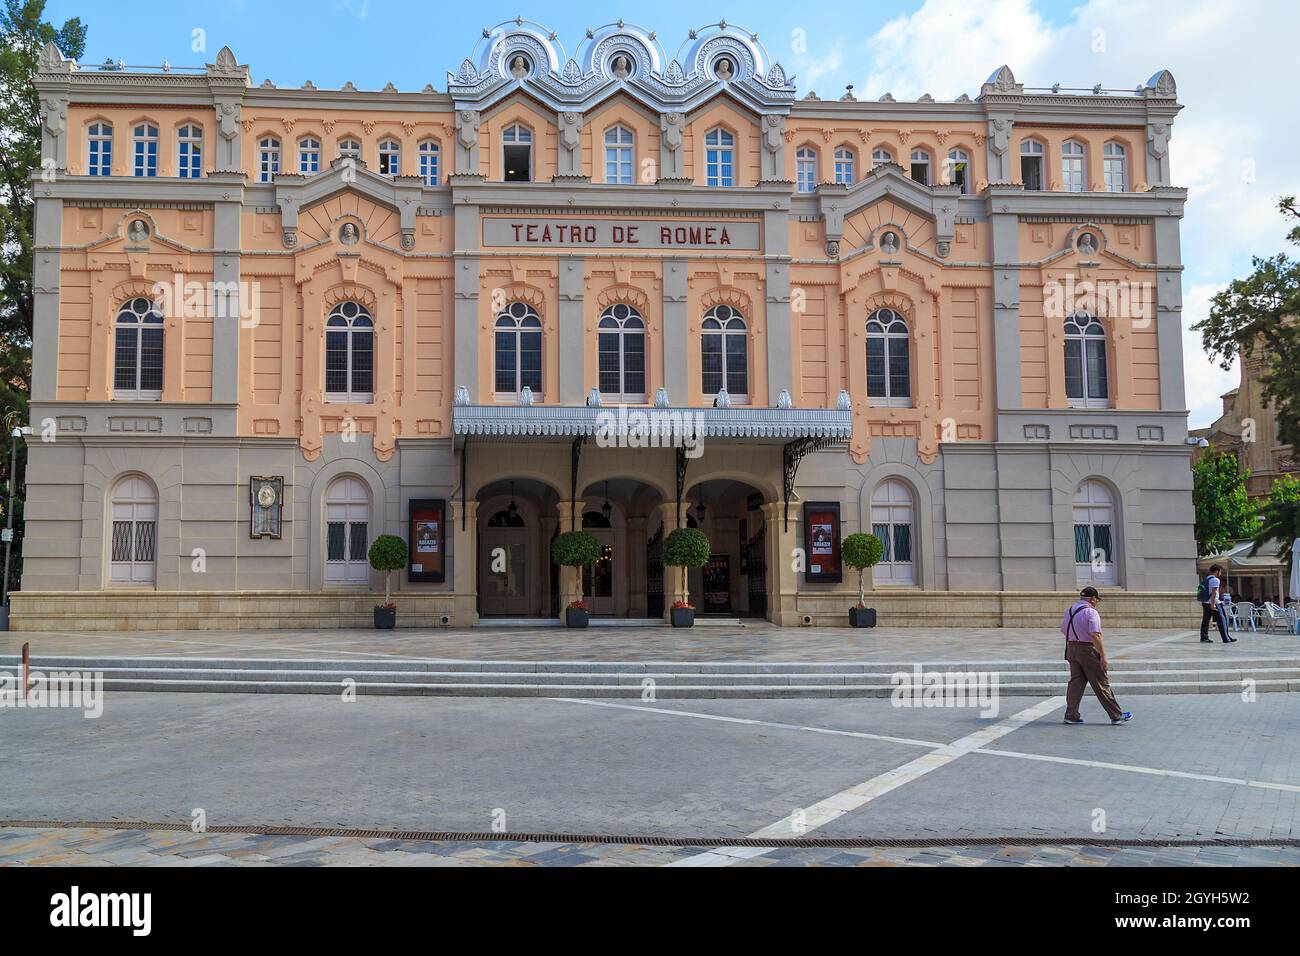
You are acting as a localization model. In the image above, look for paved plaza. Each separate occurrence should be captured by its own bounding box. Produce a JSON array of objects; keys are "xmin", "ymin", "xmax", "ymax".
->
[{"xmin": 2, "ymin": 622, "xmax": 1298, "ymax": 866}]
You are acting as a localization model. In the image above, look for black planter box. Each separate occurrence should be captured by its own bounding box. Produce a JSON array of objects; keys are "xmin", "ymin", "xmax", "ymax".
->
[
  {"xmin": 849, "ymin": 607, "xmax": 876, "ymax": 628},
  {"xmin": 565, "ymin": 607, "xmax": 590, "ymax": 628},
  {"xmin": 374, "ymin": 606, "xmax": 396, "ymax": 630},
  {"xmin": 670, "ymin": 606, "xmax": 695, "ymax": 628},
  {"xmin": 0, "ymin": 605, "xmax": 8, "ymax": 632}
]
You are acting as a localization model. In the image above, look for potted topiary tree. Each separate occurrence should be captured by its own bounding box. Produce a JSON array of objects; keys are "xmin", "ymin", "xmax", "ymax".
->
[
  {"xmin": 551, "ymin": 530, "xmax": 602, "ymax": 627},
  {"xmin": 368, "ymin": 534, "xmax": 407, "ymax": 629},
  {"xmin": 842, "ymin": 532, "xmax": 884, "ymax": 628},
  {"xmin": 663, "ymin": 526, "xmax": 710, "ymax": 627}
]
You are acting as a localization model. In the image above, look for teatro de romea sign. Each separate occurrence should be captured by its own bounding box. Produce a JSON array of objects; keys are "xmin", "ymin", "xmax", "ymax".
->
[{"xmin": 483, "ymin": 217, "xmax": 761, "ymax": 250}]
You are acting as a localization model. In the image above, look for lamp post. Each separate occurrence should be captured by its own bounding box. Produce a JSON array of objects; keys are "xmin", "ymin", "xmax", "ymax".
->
[{"xmin": 1, "ymin": 425, "xmax": 30, "ymax": 629}]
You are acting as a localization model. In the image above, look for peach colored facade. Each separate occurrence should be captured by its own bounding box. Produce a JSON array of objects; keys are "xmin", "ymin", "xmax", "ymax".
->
[{"xmin": 15, "ymin": 21, "xmax": 1198, "ymax": 631}]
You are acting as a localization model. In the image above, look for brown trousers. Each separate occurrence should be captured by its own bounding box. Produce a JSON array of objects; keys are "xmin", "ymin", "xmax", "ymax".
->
[{"xmin": 1064, "ymin": 641, "xmax": 1124, "ymax": 721}]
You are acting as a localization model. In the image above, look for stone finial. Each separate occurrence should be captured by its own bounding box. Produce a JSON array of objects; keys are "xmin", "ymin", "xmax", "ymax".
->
[
  {"xmin": 981, "ymin": 65, "xmax": 1022, "ymax": 95},
  {"xmin": 836, "ymin": 389, "xmax": 852, "ymax": 411},
  {"xmin": 653, "ymin": 387, "xmax": 670, "ymax": 408},
  {"xmin": 454, "ymin": 385, "xmax": 470, "ymax": 406},
  {"xmin": 714, "ymin": 387, "xmax": 732, "ymax": 408},
  {"xmin": 587, "ymin": 387, "xmax": 603, "ymax": 407},
  {"xmin": 1143, "ymin": 69, "xmax": 1177, "ymax": 98},
  {"xmin": 38, "ymin": 40, "xmax": 67, "ymax": 72},
  {"xmin": 776, "ymin": 388, "xmax": 794, "ymax": 409},
  {"xmin": 518, "ymin": 386, "xmax": 535, "ymax": 406}
]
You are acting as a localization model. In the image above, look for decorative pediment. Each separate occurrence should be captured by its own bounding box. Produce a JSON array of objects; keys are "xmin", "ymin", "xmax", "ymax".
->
[
  {"xmin": 448, "ymin": 18, "xmax": 796, "ymax": 117},
  {"xmin": 274, "ymin": 160, "xmax": 422, "ymax": 243},
  {"xmin": 818, "ymin": 164, "xmax": 958, "ymax": 256}
]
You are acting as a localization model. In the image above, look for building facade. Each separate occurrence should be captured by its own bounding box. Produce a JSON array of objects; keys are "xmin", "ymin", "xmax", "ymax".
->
[{"xmin": 16, "ymin": 20, "xmax": 1197, "ymax": 630}]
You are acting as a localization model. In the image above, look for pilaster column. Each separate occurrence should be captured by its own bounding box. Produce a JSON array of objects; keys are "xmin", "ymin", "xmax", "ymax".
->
[
  {"xmin": 764, "ymin": 209, "xmax": 793, "ymax": 403},
  {"xmin": 212, "ymin": 200, "xmax": 242, "ymax": 404},
  {"xmin": 990, "ymin": 212, "xmax": 1022, "ymax": 422},
  {"xmin": 662, "ymin": 258, "xmax": 688, "ymax": 402},
  {"xmin": 1153, "ymin": 216, "xmax": 1187, "ymax": 415},
  {"xmin": 30, "ymin": 197, "xmax": 62, "ymax": 402},
  {"xmin": 762, "ymin": 501, "xmax": 800, "ymax": 625},
  {"xmin": 454, "ymin": 202, "xmax": 480, "ymax": 398},
  {"xmin": 559, "ymin": 256, "xmax": 585, "ymax": 403},
  {"xmin": 449, "ymin": 497, "xmax": 479, "ymax": 626}
]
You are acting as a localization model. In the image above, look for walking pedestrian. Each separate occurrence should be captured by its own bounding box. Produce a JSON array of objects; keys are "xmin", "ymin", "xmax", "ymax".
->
[
  {"xmin": 1198, "ymin": 563, "xmax": 1234, "ymax": 643},
  {"xmin": 1061, "ymin": 586, "xmax": 1131, "ymax": 725}
]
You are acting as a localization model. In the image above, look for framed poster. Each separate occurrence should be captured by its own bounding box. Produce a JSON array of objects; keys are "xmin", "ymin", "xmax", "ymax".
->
[
  {"xmin": 249, "ymin": 477, "xmax": 284, "ymax": 539},
  {"xmin": 702, "ymin": 554, "xmax": 731, "ymax": 614},
  {"xmin": 803, "ymin": 501, "xmax": 842, "ymax": 583},
  {"xmin": 408, "ymin": 499, "xmax": 446, "ymax": 583}
]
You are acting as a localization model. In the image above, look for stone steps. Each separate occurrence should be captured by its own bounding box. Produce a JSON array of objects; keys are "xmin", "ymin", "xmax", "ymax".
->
[{"xmin": 2, "ymin": 654, "xmax": 1297, "ymax": 698}]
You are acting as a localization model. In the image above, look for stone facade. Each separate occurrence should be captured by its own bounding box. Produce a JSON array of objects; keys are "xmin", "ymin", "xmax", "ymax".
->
[{"xmin": 14, "ymin": 20, "xmax": 1196, "ymax": 630}]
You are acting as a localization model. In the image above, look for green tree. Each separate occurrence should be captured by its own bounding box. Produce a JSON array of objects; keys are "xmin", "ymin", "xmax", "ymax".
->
[
  {"xmin": 1195, "ymin": 198, "xmax": 1300, "ymax": 451},
  {"xmin": 1191, "ymin": 452, "xmax": 1260, "ymax": 555},
  {"xmin": 842, "ymin": 532, "xmax": 884, "ymax": 607},
  {"xmin": 0, "ymin": 1, "xmax": 86, "ymax": 596},
  {"xmin": 1250, "ymin": 475, "xmax": 1300, "ymax": 572}
]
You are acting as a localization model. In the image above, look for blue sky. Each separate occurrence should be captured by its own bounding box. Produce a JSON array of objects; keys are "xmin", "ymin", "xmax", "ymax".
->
[{"xmin": 45, "ymin": 0, "xmax": 1295, "ymax": 429}]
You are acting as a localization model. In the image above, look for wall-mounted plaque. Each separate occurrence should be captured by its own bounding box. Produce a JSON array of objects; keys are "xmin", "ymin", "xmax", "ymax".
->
[
  {"xmin": 803, "ymin": 501, "xmax": 842, "ymax": 583},
  {"xmin": 250, "ymin": 477, "xmax": 284, "ymax": 539},
  {"xmin": 408, "ymin": 499, "xmax": 446, "ymax": 583}
]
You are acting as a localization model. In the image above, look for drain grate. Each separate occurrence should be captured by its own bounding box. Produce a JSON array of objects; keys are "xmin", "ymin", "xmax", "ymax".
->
[{"xmin": 2, "ymin": 820, "xmax": 1296, "ymax": 850}]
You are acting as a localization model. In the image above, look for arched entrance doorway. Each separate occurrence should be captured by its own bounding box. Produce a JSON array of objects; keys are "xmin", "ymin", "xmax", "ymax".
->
[
  {"xmin": 681, "ymin": 478, "xmax": 769, "ymax": 618},
  {"xmin": 578, "ymin": 478, "xmax": 664, "ymax": 618},
  {"xmin": 477, "ymin": 478, "xmax": 558, "ymax": 618}
]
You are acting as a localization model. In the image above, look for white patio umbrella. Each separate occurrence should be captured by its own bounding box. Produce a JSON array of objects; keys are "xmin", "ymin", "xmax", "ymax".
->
[{"xmin": 1290, "ymin": 538, "xmax": 1300, "ymax": 603}]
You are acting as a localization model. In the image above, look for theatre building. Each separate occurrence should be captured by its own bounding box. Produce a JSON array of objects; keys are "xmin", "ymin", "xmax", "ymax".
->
[{"xmin": 15, "ymin": 20, "xmax": 1196, "ymax": 630}]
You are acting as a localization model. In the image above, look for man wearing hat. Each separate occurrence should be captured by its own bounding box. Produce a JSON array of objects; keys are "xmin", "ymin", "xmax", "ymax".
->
[{"xmin": 1061, "ymin": 586, "xmax": 1132, "ymax": 725}]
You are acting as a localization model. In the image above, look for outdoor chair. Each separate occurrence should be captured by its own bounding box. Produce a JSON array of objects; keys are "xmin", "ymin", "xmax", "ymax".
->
[
  {"xmin": 1232, "ymin": 600, "xmax": 1253, "ymax": 632},
  {"xmin": 1258, "ymin": 603, "xmax": 1289, "ymax": 634}
]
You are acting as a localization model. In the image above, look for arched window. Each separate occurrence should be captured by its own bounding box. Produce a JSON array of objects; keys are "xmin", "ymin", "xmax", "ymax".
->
[
  {"xmin": 113, "ymin": 297, "xmax": 164, "ymax": 400},
  {"xmin": 871, "ymin": 147, "xmax": 894, "ymax": 169},
  {"xmin": 872, "ymin": 480, "xmax": 916, "ymax": 586},
  {"xmin": 1103, "ymin": 141, "xmax": 1127, "ymax": 192},
  {"xmin": 701, "ymin": 304, "xmax": 748, "ymax": 401},
  {"xmin": 494, "ymin": 301, "xmax": 543, "ymax": 395},
  {"xmin": 324, "ymin": 476, "xmax": 371, "ymax": 585},
  {"xmin": 796, "ymin": 146, "xmax": 817, "ymax": 193},
  {"xmin": 378, "ymin": 138, "xmax": 401, "ymax": 176},
  {"xmin": 109, "ymin": 476, "xmax": 157, "ymax": 585},
  {"xmin": 502, "ymin": 124, "xmax": 532, "ymax": 182},
  {"xmin": 1064, "ymin": 311, "xmax": 1109, "ymax": 407},
  {"xmin": 338, "ymin": 138, "xmax": 362, "ymax": 161},
  {"xmin": 324, "ymin": 301, "xmax": 374, "ymax": 403},
  {"xmin": 910, "ymin": 148, "xmax": 931, "ymax": 186},
  {"xmin": 866, "ymin": 308, "xmax": 910, "ymax": 407},
  {"xmin": 258, "ymin": 136, "xmax": 280, "ymax": 183},
  {"xmin": 834, "ymin": 147, "xmax": 856, "ymax": 185},
  {"xmin": 1020, "ymin": 139, "xmax": 1044, "ymax": 190},
  {"xmin": 597, "ymin": 303, "xmax": 646, "ymax": 401},
  {"xmin": 946, "ymin": 148, "xmax": 970, "ymax": 193},
  {"xmin": 177, "ymin": 123, "xmax": 203, "ymax": 178},
  {"xmin": 298, "ymin": 137, "xmax": 321, "ymax": 174},
  {"xmin": 87, "ymin": 121, "xmax": 113, "ymax": 177},
  {"xmin": 418, "ymin": 139, "xmax": 440, "ymax": 186},
  {"xmin": 1061, "ymin": 140, "xmax": 1085, "ymax": 192},
  {"xmin": 705, "ymin": 128, "xmax": 735, "ymax": 187},
  {"xmin": 604, "ymin": 125, "xmax": 634, "ymax": 184},
  {"xmin": 1074, "ymin": 480, "xmax": 1117, "ymax": 586},
  {"xmin": 133, "ymin": 122, "xmax": 158, "ymax": 177}
]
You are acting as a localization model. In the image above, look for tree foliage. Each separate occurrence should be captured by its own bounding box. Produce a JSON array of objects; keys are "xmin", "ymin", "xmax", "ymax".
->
[
  {"xmin": 1250, "ymin": 475, "xmax": 1300, "ymax": 572},
  {"xmin": 662, "ymin": 527, "xmax": 710, "ymax": 569},
  {"xmin": 1195, "ymin": 198, "xmax": 1300, "ymax": 450},
  {"xmin": 550, "ymin": 530, "xmax": 601, "ymax": 567},
  {"xmin": 0, "ymin": 1, "xmax": 86, "ymax": 596},
  {"xmin": 367, "ymin": 533, "xmax": 406, "ymax": 605},
  {"xmin": 1191, "ymin": 453, "xmax": 1260, "ymax": 556}
]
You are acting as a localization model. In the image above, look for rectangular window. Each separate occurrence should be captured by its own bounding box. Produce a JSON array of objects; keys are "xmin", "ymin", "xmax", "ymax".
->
[
  {"xmin": 1104, "ymin": 158, "xmax": 1126, "ymax": 192},
  {"xmin": 348, "ymin": 522, "xmax": 368, "ymax": 562},
  {"xmin": 504, "ymin": 144, "xmax": 531, "ymax": 182},
  {"xmin": 1074, "ymin": 524, "xmax": 1091, "ymax": 563},
  {"xmin": 89, "ymin": 138, "xmax": 112, "ymax": 176},
  {"xmin": 598, "ymin": 333, "xmax": 621, "ymax": 394},
  {"xmin": 887, "ymin": 338, "xmax": 910, "ymax": 401},
  {"xmin": 134, "ymin": 139, "xmax": 157, "ymax": 177},
  {"xmin": 873, "ymin": 523, "xmax": 893, "ymax": 562},
  {"xmin": 1021, "ymin": 155, "xmax": 1043, "ymax": 190},
  {"xmin": 519, "ymin": 329, "xmax": 542, "ymax": 392},
  {"xmin": 325, "ymin": 330, "xmax": 349, "ymax": 394},
  {"xmin": 622, "ymin": 334, "xmax": 645, "ymax": 395},
  {"xmin": 139, "ymin": 327, "xmax": 164, "ymax": 392},
  {"xmin": 1064, "ymin": 339, "xmax": 1084, "ymax": 400},
  {"xmin": 327, "ymin": 522, "xmax": 346, "ymax": 561},
  {"xmin": 701, "ymin": 336, "xmax": 723, "ymax": 395},
  {"xmin": 1062, "ymin": 156, "xmax": 1084, "ymax": 192},
  {"xmin": 606, "ymin": 146, "xmax": 633, "ymax": 184},
  {"xmin": 867, "ymin": 338, "xmax": 887, "ymax": 398},
  {"xmin": 725, "ymin": 333, "xmax": 748, "ymax": 396},
  {"xmin": 910, "ymin": 161, "xmax": 929, "ymax": 186},
  {"xmin": 1085, "ymin": 338, "xmax": 1108, "ymax": 400},
  {"xmin": 707, "ymin": 148, "xmax": 734, "ymax": 187},
  {"xmin": 494, "ymin": 331, "xmax": 517, "ymax": 393}
]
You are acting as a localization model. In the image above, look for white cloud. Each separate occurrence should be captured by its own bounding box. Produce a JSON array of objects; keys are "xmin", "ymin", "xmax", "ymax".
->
[{"xmin": 852, "ymin": 0, "xmax": 1298, "ymax": 428}]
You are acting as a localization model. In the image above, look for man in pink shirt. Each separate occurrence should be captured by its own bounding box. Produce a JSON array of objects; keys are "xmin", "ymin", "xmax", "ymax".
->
[{"xmin": 1061, "ymin": 586, "xmax": 1132, "ymax": 725}]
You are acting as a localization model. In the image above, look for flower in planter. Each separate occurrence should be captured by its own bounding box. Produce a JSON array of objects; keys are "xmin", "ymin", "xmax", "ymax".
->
[
  {"xmin": 671, "ymin": 600, "xmax": 694, "ymax": 610},
  {"xmin": 376, "ymin": 601, "xmax": 396, "ymax": 611},
  {"xmin": 567, "ymin": 599, "xmax": 591, "ymax": 611}
]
